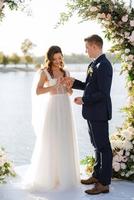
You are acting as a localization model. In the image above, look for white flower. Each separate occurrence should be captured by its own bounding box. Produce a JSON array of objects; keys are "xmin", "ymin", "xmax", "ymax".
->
[
  {"xmin": 90, "ymin": 6, "xmax": 98, "ymax": 12},
  {"xmin": 119, "ymin": 39, "xmax": 124, "ymax": 43},
  {"xmin": 124, "ymin": 32, "xmax": 130, "ymax": 38},
  {"xmin": 125, "ymin": 48, "xmax": 130, "ymax": 54},
  {"xmin": 121, "ymin": 172, "xmax": 125, "ymax": 176},
  {"xmin": 128, "ymin": 64, "xmax": 133, "ymax": 71},
  {"xmin": 130, "ymin": 155, "xmax": 134, "ymax": 160},
  {"xmin": 120, "ymin": 163, "xmax": 126, "ymax": 170},
  {"xmin": 113, "ymin": 155, "xmax": 120, "ymax": 162},
  {"xmin": 124, "ymin": 140, "xmax": 133, "ymax": 151},
  {"xmin": 122, "ymin": 15, "xmax": 128, "ymax": 22},
  {"xmin": 127, "ymin": 127, "xmax": 134, "ymax": 135},
  {"xmin": 130, "ymin": 20, "xmax": 134, "ymax": 27},
  {"xmin": 112, "ymin": 0, "xmax": 116, "ymax": 4},
  {"xmin": 127, "ymin": 96, "xmax": 134, "ymax": 105},
  {"xmin": 97, "ymin": 13, "xmax": 106, "ymax": 19},
  {"xmin": 125, "ymin": 173, "xmax": 130, "ymax": 177},
  {"xmin": 111, "ymin": 140, "xmax": 119, "ymax": 149},
  {"xmin": 127, "ymin": 81, "xmax": 132, "ymax": 88},
  {"xmin": 127, "ymin": 54, "xmax": 134, "ymax": 61},
  {"xmin": 121, "ymin": 129, "xmax": 133, "ymax": 140},
  {"xmin": 129, "ymin": 31, "xmax": 134, "ymax": 43},
  {"xmin": 118, "ymin": 150, "xmax": 124, "ymax": 156},
  {"xmin": 125, "ymin": 151, "xmax": 130, "ymax": 156},
  {"xmin": 122, "ymin": 156, "xmax": 128, "ymax": 162},
  {"xmin": 113, "ymin": 162, "xmax": 120, "ymax": 172},
  {"xmin": 121, "ymin": 54, "xmax": 125, "ymax": 60},
  {"xmin": 116, "ymin": 140, "xmax": 124, "ymax": 149},
  {"xmin": 106, "ymin": 14, "xmax": 111, "ymax": 20}
]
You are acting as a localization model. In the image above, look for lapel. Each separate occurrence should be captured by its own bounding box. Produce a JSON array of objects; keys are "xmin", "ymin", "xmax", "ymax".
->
[
  {"xmin": 93, "ymin": 54, "xmax": 105, "ymax": 67},
  {"xmin": 85, "ymin": 54, "xmax": 106, "ymax": 84}
]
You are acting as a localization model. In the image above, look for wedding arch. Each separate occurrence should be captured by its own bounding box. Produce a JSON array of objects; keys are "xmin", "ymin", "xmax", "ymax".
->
[{"xmin": 59, "ymin": 0, "xmax": 134, "ymax": 181}]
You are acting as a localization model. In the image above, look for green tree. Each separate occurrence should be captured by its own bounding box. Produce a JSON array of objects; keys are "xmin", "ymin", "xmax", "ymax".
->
[
  {"xmin": 25, "ymin": 55, "xmax": 33, "ymax": 65},
  {"xmin": 10, "ymin": 53, "xmax": 20, "ymax": 65},
  {"xmin": 0, "ymin": 51, "xmax": 9, "ymax": 67},
  {"xmin": 0, "ymin": 51, "xmax": 4, "ymax": 64},
  {"xmin": 21, "ymin": 38, "xmax": 35, "ymax": 68},
  {"xmin": 0, "ymin": 0, "xmax": 31, "ymax": 21}
]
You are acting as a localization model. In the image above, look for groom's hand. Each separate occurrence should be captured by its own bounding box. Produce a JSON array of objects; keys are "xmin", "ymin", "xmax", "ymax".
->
[
  {"xmin": 74, "ymin": 97, "xmax": 83, "ymax": 105},
  {"xmin": 63, "ymin": 77, "xmax": 75, "ymax": 89}
]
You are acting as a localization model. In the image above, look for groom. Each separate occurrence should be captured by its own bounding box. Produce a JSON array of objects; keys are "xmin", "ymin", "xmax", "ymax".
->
[{"xmin": 66, "ymin": 34, "xmax": 113, "ymax": 195}]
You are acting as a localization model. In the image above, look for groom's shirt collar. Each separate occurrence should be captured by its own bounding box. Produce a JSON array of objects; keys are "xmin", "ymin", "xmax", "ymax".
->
[
  {"xmin": 94, "ymin": 53, "xmax": 106, "ymax": 64},
  {"xmin": 94, "ymin": 53, "xmax": 104, "ymax": 62},
  {"xmin": 89, "ymin": 54, "xmax": 105, "ymax": 67}
]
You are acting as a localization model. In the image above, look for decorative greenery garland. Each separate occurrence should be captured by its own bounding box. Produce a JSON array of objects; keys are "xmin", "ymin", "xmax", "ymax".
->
[{"xmin": 59, "ymin": 0, "xmax": 134, "ymax": 181}]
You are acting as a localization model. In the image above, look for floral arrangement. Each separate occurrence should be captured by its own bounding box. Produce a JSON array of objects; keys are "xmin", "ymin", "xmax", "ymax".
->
[
  {"xmin": 111, "ymin": 127, "xmax": 134, "ymax": 180},
  {"xmin": 0, "ymin": 147, "xmax": 16, "ymax": 183},
  {"xmin": 87, "ymin": 67, "xmax": 93, "ymax": 76},
  {"xmin": 59, "ymin": 0, "xmax": 134, "ymax": 181}
]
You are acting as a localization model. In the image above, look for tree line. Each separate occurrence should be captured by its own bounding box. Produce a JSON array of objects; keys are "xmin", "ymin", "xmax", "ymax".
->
[{"xmin": 0, "ymin": 38, "xmax": 120, "ymax": 68}]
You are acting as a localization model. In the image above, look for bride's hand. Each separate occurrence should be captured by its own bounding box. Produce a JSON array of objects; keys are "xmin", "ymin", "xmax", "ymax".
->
[
  {"xmin": 57, "ymin": 76, "xmax": 64, "ymax": 85},
  {"xmin": 63, "ymin": 77, "xmax": 75, "ymax": 89},
  {"xmin": 74, "ymin": 97, "xmax": 83, "ymax": 105}
]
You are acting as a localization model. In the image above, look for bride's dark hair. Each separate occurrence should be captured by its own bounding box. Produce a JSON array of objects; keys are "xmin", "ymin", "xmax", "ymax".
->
[{"xmin": 44, "ymin": 45, "xmax": 66, "ymax": 77}]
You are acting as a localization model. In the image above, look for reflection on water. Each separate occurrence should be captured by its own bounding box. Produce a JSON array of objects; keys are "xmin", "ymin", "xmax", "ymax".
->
[{"xmin": 0, "ymin": 64, "xmax": 127, "ymax": 165}]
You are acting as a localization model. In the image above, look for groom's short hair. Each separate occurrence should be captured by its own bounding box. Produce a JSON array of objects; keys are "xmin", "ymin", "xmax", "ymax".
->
[{"xmin": 84, "ymin": 34, "xmax": 103, "ymax": 48}]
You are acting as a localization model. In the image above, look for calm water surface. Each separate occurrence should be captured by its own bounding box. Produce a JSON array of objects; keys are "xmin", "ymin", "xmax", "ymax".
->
[{"xmin": 0, "ymin": 64, "xmax": 127, "ymax": 165}]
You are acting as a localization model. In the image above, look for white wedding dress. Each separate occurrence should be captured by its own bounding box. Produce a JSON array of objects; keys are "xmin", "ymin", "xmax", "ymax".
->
[{"xmin": 23, "ymin": 69, "xmax": 80, "ymax": 191}]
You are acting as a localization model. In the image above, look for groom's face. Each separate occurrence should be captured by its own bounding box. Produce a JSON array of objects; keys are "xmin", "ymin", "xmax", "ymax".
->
[{"xmin": 85, "ymin": 41, "xmax": 96, "ymax": 59}]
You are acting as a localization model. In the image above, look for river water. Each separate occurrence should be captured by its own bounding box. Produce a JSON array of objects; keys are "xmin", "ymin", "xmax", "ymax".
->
[{"xmin": 0, "ymin": 64, "xmax": 127, "ymax": 165}]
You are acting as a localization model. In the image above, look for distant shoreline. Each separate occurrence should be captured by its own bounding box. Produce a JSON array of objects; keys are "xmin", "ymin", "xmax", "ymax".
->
[
  {"xmin": 0, "ymin": 66, "xmax": 35, "ymax": 73},
  {"xmin": 0, "ymin": 63, "xmax": 121, "ymax": 73}
]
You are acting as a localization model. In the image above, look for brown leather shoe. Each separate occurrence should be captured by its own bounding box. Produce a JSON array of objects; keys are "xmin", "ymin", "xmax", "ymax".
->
[
  {"xmin": 81, "ymin": 177, "xmax": 98, "ymax": 185},
  {"xmin": 85, "ymin": 182, "xmax": 109, "ymax": 195}
]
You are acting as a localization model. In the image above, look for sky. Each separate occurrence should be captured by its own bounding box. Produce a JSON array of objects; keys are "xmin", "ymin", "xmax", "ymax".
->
[{"xmin": 0, "ymin": 0, "xmax": 132, "ymax": 56}]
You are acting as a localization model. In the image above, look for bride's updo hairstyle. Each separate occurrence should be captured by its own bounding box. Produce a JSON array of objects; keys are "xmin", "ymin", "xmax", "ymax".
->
[{"xmin": 44, "ymin": 45, "xmax": 66, "ymax": 78}]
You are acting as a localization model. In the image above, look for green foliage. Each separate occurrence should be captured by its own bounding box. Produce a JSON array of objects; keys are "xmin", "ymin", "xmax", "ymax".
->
[
  {"xmin": 21, "ymin": 38, "xmax": 35, "ymax": 67},
  {"xmin": 80, "ymin": 156, "xmax": 95, "ymax": 175},
  {"xmin": 0, "ymin": 52, "xmax": 9, "ymax": 66},
  {"xmin": 9, "ymin": 53, "xmax": 20, "ymax": 65},
  {"xmin": 0, "ymin": 147, "xmax": 16, "ymax": 183},
  {"xmin": 0, "ymin": 0, "xmax": 31, "ymax": 21},
  {"xmin": 80, "ymin": 155, "xmax": 95, "ymax": 165}
]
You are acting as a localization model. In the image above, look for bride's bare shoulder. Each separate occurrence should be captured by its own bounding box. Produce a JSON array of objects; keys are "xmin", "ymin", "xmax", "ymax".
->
[
  {"xmin": 64, "ymin": 68, "xmax": 70, "ymax": 77},
  {"xmin": 37, "ymin": 68, "xmax": 48, "ymax": 81}
]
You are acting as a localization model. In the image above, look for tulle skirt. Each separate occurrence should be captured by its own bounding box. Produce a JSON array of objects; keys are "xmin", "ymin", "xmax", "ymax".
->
[{"xmin": 23, "ymin": 93, "xmax": 80, "ymax": 191}]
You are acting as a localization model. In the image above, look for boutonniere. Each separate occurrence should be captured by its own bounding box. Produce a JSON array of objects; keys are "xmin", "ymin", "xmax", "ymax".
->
[
  {"xmin": 87, "ymin": 67, "xmax": 93, "ymax": 76},
  {"xmin": 96, "ymin": 63, "xmax": 100, "ymax": 69}
]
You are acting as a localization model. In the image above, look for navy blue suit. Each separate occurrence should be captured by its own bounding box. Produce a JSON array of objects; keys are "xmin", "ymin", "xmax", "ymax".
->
[{"xmin": 73, "ymin": 54, "xmax": 113, "ymax": 185}]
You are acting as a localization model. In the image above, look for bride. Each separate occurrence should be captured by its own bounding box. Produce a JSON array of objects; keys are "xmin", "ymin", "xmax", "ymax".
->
[{"xmin": 23, "ymin": 46, "xmax": 80, "ymax": 191}]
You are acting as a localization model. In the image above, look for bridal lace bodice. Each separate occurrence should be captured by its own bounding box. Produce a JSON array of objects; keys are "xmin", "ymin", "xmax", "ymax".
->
[{"xmin": 43, "ymin": 68, "xmax": 68, "ymax": 95}]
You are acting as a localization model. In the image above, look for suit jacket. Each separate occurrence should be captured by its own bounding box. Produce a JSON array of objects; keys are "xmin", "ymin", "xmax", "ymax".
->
[{"xmin": 73, "ymin": 54, "xmax": 113, "ymax": 121}]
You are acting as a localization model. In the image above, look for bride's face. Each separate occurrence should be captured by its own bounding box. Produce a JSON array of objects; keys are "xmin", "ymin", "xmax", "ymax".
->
[{"xmin": 52, "ymin": 53, "xmax": 63, "ymax": 68}]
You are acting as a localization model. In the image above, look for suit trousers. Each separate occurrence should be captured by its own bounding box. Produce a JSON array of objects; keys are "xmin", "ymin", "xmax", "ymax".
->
[{"xmin": 87, "ymin": 120, "xmax": 113, "ymax": 185}]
